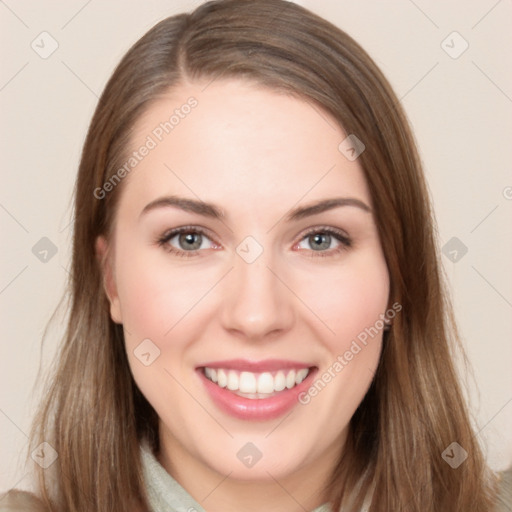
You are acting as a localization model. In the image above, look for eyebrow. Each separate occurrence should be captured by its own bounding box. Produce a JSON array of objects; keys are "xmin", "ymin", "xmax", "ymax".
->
[
  {"xmin": 141, "ymin": 195, "xmax": 225, "ymax": 219},
  {"xmin": 285, "ymin": 197, "xmax": 371, "ymax": 221},
  {"xmin": 140, "ymin": 195, "xmax": 371, "ymax": 221}
]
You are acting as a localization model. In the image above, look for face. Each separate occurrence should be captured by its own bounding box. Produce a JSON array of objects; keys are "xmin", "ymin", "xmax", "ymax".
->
[{"xmin": 98, "ymin": 78, "xmax": 390, "ymax": 483}]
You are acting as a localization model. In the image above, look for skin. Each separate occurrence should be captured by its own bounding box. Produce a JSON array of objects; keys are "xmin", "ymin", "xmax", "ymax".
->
[{"xmin": 97, "ymin": 78, "xmax": 390, "ymax": 512}]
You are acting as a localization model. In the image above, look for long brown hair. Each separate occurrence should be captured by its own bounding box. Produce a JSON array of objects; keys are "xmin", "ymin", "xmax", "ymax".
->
[{"xmin": 27, "ymin": 1, "xmax": 496, "ymax": 510}]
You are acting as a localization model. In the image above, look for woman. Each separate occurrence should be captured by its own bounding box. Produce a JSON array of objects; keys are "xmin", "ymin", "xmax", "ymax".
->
[{"xmin": 1, "ymin": 0, "xmax": 505, "ymax": 510}]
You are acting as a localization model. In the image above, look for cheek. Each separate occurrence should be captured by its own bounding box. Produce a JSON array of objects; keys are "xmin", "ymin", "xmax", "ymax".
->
[
  {"xmin": 112, "ymin": 242, "xmax": 213, "ymax": 415},
  {"xmin": 300, "ymin": 251, "xmax": 390, "ymax": 353},
  {"xmin": 293, "ymin": 253, "xmax": 389, "ymax": 441},
  {"xmin": 113, "ymin": 240, "xmax": 219, "ymax": 343}
]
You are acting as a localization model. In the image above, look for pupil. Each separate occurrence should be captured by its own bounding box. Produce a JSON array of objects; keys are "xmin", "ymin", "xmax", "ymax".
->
[{"xmin": 310, "ymin": 233, "xmax": 330, "ymax": 251}]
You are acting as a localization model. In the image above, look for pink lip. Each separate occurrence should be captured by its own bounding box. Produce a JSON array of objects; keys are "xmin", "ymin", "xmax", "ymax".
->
[{"xmin": 196, "ymin": 362, "xmax": 318, "ymax": 421}]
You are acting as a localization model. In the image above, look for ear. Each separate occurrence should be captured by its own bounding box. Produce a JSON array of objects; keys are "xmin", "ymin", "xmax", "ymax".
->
[{"xmin": 95, "ymin": 236, "xmax": 123, "ymax": 324}]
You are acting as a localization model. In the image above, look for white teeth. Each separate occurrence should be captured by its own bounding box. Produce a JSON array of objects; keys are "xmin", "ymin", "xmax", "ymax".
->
[
  {"xmin": 227, "ymin": 370, "xmax": 238, "ymax": 391},
  {"xmin": 239, "ymin": 372, "xmax": 257, "ymax": 393},
  {"xmin": 217, "ymin": 369, "xmax": 228, "ymax": 388},
  {"xmin": 295, "ymin": 368, "xmax": 309, "ymax": 384},
  {"xmin": 257, "ymin": 372, "xmax": 274, "ymax": 394},
  {"xmin": 205, "ymin": 367, "xmax": 218, "ymax": 383},
  {"xmin": 203, "ymin": 367, "xmax": 311, "ymax": 395},
  {"xmin": 274, "ymin": 371, "xmax": 286, "ymax": 391},
  {"xmin": 285, "ymin": 370, "xmax": 296, "ymax": 389}
]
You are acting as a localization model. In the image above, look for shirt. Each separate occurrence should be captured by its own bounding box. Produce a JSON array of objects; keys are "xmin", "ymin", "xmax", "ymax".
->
[{"xmin": 2, "ymin": 447, "xmax": 508, "ymax": 511}]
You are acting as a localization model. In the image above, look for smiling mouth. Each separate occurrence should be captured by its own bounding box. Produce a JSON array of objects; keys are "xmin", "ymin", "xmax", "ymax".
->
[{"xmin": 201, "ymin": 367, "xmax": 313, "ymax": 399}]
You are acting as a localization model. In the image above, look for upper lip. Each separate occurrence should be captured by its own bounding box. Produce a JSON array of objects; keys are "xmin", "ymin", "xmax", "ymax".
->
[{"xmin": 197, "ymin": 359, "xmax": 314, "ymax": 372}]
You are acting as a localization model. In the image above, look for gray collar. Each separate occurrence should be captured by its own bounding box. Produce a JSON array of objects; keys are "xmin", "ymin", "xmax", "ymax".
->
[{"xmin": 141, "ymin": 440, "xmax": 206, "ymax": 512}]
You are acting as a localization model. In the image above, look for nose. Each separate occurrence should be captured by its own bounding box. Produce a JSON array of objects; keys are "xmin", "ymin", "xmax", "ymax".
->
[{"xmin": 219, "ymin": 249, "xmax": 295, "ymax": 341}]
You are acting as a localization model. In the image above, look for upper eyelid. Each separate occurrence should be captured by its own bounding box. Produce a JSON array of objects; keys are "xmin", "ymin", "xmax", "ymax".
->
[
  {"xmin": 160, "ymin": 225, "xmax": 216, "ymax": 239},
  {"xmin": 300, "ymin": 225, "xmax": 349, "ymax": 238}
]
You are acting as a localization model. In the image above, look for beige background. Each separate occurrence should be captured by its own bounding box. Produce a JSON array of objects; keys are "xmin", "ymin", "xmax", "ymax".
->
[{"xmin": 1, "ymin": 0, "xmax": 511, "ymax": 492}]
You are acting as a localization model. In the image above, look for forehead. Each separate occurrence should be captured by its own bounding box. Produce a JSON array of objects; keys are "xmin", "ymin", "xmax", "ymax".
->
[{"xmin": 119, "ymin": 78, "xmax": 371, "ymax": 214}]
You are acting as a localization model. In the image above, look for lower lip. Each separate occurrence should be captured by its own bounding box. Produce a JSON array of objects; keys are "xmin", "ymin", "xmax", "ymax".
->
[{"xmin": 197, "ymin": 368, "xmax": 317, "ymax": 421}]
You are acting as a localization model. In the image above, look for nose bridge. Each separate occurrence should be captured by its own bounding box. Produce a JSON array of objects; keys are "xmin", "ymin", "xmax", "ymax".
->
[{"xmin": 220, "ymin": 241, "xmax": 294, "ymax": 339}]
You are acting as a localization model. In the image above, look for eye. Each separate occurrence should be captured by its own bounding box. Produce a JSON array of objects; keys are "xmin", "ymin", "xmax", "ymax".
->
[
  {"xmin": 157, "ymin": 225, "xmax": 352, "ymax": 259},
  {"xmin": 157, "ymin": 226, "xmax": 219, "ymax": 257},
  {"xmin": 295, "ymin": 227, "xmax": 352, "ymax": 257}
]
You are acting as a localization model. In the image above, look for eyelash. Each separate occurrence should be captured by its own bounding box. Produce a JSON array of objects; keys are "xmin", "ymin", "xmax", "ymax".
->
[{"xmin": 156, "ymin": 225, "xmax": 352, "ymax": 259}]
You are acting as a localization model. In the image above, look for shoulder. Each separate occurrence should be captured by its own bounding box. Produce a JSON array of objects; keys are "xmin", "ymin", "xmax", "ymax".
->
[
  {"xmin": 495, "ymin": 467, "xmax": 512, "ymax": 512},
  {"xmin": 0, "ymin": 490, "xmax": 47, "ymax": 512}
]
